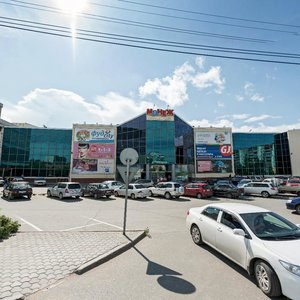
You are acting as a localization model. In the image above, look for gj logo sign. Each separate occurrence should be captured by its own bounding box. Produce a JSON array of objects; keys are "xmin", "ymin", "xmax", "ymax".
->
[{"xmin": 220, "ymin": 145, "xmax": 232, "ymax": 156}]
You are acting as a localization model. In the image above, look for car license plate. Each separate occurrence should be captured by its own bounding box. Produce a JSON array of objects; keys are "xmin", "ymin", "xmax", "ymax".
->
[{"xmin": 19, "ymin": 191, "xmax": 26, "ymax": 194}]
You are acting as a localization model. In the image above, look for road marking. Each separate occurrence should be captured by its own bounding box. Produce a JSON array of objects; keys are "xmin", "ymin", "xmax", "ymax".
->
[
  {"xmin": 17, "ymin": 217, "xmax": 43, "ymax": 231},
  {"xmin": 60, "ymin": 223, "xmax": 100, "ymax": 231},
  {"xmin": 88, "ymin": 218, "xmax": 123, "ymax": 230}
]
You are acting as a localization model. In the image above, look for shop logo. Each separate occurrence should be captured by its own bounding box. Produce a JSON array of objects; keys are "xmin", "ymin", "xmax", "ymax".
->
[
  {"xmin": 146, "ymin": 108, "xmax": 174, "ymax": 117},
  {"xmin": 220, "ymin": 145, "xmax": 232, "ymax": 156}
]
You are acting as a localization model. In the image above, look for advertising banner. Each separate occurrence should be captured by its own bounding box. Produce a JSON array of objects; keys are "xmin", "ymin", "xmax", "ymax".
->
[
  {"xmin": 146, "ymin": 108, "xmax": 174, "ymax": 121},
  {"xmin": 196, "ymin": 145, "xmax": 232, "ymax": 159},
  {"xmin": 197, "ymin": 160, "xmax": 232, "ymax": 173},
  {"xmin": 195, "ymin": 131, "xmax": 231, "ymax": 145},
  {"xmin": 98, "ymin": 159, "xmax": 114, "ymax": 174},
  {"xmin": 73, "ymin": 143, "xmax": 115, "ymax": 159},
  {"xmin": 74, "ymin": 128, "xmax": 114, "ymax": 143},
  {"xmin": 72, "ymin": 159, "xmax": 98, "ymax": 174}
]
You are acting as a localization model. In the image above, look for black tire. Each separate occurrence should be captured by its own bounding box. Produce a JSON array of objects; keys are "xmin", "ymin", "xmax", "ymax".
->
[
  {"xmin": 149, "ymin": 190, "xmax": 153, "ymax": 197},
  {"xmin": 106, "ymin": 195, "xmax": 111, "ymax": 198},
  {"xmin": 59, "ymin": 193, "xmax": 63, "ymax": 200},
  {"xmin": 94, "ymin": 193, "xmax": 98, "ymax": 199},
  {"xmin": 131, "ymin": 193, "xmax": 135, "ymax": 199},
  {"xmin": 114, "ymin": 191, "xmax": 119, "ymax": 197},
  {"xmin": 191, "ymin": 225, "xmax": 204, "ymax": 245},
  {"xmin": 196, "ymin": 193, "xmax": 202, "ymax": 199},
  {"xmin": 296, "ymin": 205, "xmax": 300, "ymax": 215},
  {"xmin": 254, "ymin": 260, "xmax": 281, "ymax": 297},
  {"xmin": 27, "ymin": 195, "xmax": 31, "ymax": 200},
  {"xmin": 47, "ymin": 190, "xmax": 51, "ymax": 197},
  {"xmin": 75, "ymin": 196, "xmax": 80, "ymax": 199},
  {"xmin": 9, "ymin": 193, "xmax": 14, "ymax": 200},
  {"xmin": 165, "ymin": 192, "xmax": 171, "ymax": 199},
  {"xmin": 261, "ymin": 191, "xmax": 270, "ymax": 198}
]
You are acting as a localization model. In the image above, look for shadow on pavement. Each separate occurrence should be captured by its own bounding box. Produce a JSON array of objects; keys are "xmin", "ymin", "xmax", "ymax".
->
[
  {"xmin": 126, "ymin": 240, "xmax": 196, "ymax": 295},
  {"xmin": 85, "ymin": 196, "xmax": 117, "ymax": 201},
  {"xmin": 130, "ymin": 198, "xmax": 154, "ymax": 202},
  {"xmin": 47, "ymin": 197, "xmax": 83, "ymax": 203},
  {"xmin": 1, "ymin": 196, "xmax": 31, "ymax": 202}
]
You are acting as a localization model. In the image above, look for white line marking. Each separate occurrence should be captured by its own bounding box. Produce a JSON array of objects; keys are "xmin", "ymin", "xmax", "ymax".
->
[
  {"xmin": 60, "ymin": 223, "xmax": 100, "ymax": 231},
  {"xmin": 88, "ymin": 218, "xmax": 122, "ymax": 230},
  {"xmin": 18, "ymin": 217, "xmax": 43, "ymax": 231}
]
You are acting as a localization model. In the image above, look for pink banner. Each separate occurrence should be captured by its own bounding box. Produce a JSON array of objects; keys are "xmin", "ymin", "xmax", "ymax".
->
[
  {"xmin": 73, "ymin": 142, "xmax": 115, "ymax": 159},
  {"xmin": 197, "ymin": 161, "xmax": 212, "ymax": 173}
]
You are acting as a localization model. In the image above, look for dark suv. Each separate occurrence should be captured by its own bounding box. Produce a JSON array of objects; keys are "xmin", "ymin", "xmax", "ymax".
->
[
  {"xmin": 81, "ymin": 183, "xmax": 114, "ymax": 199},
  {"xmin": 212, "ymin": 183, "xmax": 242, "ymax": 199},
  {"xmin": 3, "ymin": 181, "xmax": 33, "ymax": 200}
]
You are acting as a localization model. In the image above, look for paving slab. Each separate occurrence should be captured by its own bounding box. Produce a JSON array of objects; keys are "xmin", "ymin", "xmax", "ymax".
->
[{"xmin": 0, "ymin": 230, "xmax": 146, "ymax": 300}]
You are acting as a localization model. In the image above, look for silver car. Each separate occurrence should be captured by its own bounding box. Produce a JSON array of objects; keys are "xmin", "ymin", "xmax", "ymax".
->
[
  {"xmin": 47, "ymin": 182, "xmax": 82, "ymax": 200},
  {"xmin": 114, "ymin": 184, "xmax": 150, "ymax": 199}
]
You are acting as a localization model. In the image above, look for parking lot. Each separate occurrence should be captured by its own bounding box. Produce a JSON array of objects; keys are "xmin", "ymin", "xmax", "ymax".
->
[{"xmin": 1, "ymin": 188, "xmax": 299, "ymax": 299}]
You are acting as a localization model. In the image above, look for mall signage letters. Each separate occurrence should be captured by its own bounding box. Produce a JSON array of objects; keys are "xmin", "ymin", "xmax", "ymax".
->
[{"xmin": 146, "ymin": 108, "xmax": 174, "ymax": 117}]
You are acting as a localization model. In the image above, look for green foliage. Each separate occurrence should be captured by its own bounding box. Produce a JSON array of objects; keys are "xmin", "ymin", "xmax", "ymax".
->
[{"xmin": 0, "ymin": 213, "xmax": 21, "ymax": 240}]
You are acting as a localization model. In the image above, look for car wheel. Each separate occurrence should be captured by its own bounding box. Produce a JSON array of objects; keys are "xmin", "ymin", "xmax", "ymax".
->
[
  {"xmin": 94, "ymin": 193, "xmax": 98, "ymax": 199},
  {"xmin": 196, "ymin": 193, "xmax": 202, "ymax": 199},
  {"xmin": 149, "ymin": 190, "xmax": 153, "ymax": 197},
  {"xmin": 59, "ymin": 193, "xmax": 63, "ymax": 200},
  {"xmin": 75, "ymin": 196, "xmax": 80, "ymax": 199},
  {"xmin": 27, "ymin": 195, "xmax": 31, "ymax": 200},
  {"xmin": 131, "ymin": 193, "xmax": 135, "ymax": 199},
  {"xmin": 9, "ymin": 193, "xmax": 14, "ymax": 200},
  {"xmin": 164, "ymin": 192, "xmax": 171, "ymax": 199},
  {"xmin": 106, "ymin": 195, "xmax": 111, "ymax": 198},
  {"xmin": 296, "ymin": 205, "xmax": 300, "ymax": 215},
  {"xmin": 191, "ymin": 225, "xmax": 204, "ymax": 245},
  {"xmin": 227, "ymin": 193, "xmax": 232, "ymax": 199},
  {"xmin": 47, "ymin": 190, "xmax": 51, "ymax": 197},
  {"xmin": 114, "ymin": 191, "xmax": 119, "ymax": 197},
  {"xmin": 254, "ymin": 260, "xmax": 281, "ymax": 297},
  {"xmin": 261, "ymin": 191, "xmax": 270, "ymax": 198}
]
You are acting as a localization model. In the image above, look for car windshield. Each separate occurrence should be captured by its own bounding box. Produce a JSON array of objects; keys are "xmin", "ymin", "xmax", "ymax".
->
[
  {"xmin": 240, "ymin": 212, "xmax": 300, "ymax": 240},
  {"xmin": 13, "ymin": 183, "xmax": 30, "ymax": 189},
  {"xmin": 134, "ymin": 184, "xmax": 145, "ymax": 189},
  {"xmin": 99, "ymin": 184, "xmax": 109, "ymax": 189},
  {"xmin": 68, "ymin": 184, "xmax": 81, "ymax": 189}
]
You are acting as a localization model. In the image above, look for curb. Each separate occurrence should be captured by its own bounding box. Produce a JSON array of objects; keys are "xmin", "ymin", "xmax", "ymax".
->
[{"xmin": 75, "ymin": 230, "xmax": 147, "ymax": 275}]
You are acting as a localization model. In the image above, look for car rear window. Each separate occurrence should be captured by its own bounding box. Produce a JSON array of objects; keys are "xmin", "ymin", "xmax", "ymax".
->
[
  {"xmin": 174, "ymin": 183, "xmax": 181, "ymax": 188},
  {"xmin": 135, "ymin": 184, "xmax": 145, "ymax": 189},
  {"xmin": 68, "ymin": 184, "xmax": 81, "ymax": 189},
  {"xmin": 13, "ymin": 183, "xmax": 30, "ymax": 188}
]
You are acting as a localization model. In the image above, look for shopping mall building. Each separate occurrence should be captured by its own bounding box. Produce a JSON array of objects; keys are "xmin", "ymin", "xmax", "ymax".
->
[{"xmin": 0, "ymin": 107, "xmax": 300, "ymax": 183}]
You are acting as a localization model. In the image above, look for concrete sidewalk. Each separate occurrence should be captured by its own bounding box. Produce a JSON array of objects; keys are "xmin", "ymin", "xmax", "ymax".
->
[{"xmin": 0, "ymin": 230, "xmax": 146, "ymax": 300}]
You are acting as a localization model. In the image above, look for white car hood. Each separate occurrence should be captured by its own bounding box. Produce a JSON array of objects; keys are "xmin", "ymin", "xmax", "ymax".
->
[{"xmin": 263, "ymin": 239, "xmax": 300, "ymax": 265}]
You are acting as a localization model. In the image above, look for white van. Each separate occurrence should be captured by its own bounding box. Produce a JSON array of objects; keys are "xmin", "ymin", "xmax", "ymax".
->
[{"xmin": 243, "ymin": 182, "xmax": 278, "ymax": 198}]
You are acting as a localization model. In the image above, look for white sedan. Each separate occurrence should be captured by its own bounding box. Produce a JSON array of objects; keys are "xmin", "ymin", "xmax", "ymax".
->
[
  {"xmin": 114, "ymin": 184, "xmax": 150, "ymax": 199},
  {"xmin": 186, "ymin": 203, "xmax": 300, "ymax": 299}
]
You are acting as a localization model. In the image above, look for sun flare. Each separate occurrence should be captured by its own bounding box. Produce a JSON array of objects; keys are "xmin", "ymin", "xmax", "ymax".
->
[{"xmin": 56, "ymin": 0, "xmax": 87, "ymax": 15}]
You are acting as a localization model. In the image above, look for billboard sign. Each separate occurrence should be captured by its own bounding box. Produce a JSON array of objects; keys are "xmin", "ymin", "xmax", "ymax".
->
[
  {"xmin": 195, "ymin": 131, "xmax": 231, "ymax": 144},
  {"xmin": 196, "ymin": 145, "xmax": 232, "ymax": 159},
  {"xmin": 74, "ymin": 128, "xmax": 114, "ymax": 143},
  {"xmin": 73, "ymin": 143, "xmax": 115, "ymax": 159},
  {"xmin": 197, "ymin": 160, "xmax": 232, "ymax": 173},
  {"xmin": 146, "ymin": 108, "xmax": 174, "ymax": 121}
]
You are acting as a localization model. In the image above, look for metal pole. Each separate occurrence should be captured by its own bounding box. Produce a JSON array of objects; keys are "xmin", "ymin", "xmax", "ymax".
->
[{"xmin": 123, "ymin": 159, "xmax": 130, "ymax": 235}]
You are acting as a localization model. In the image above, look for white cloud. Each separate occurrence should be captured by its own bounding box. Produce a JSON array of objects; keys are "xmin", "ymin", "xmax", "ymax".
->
[
  {"xmin": 2, "ymin": 89, "xmax": 152, "ymax": 128},
  {"xmin": 218, "ymin": 114, "xmax": 250, "ymax": 120},
  {"xmin": 235, "ymin": 95, "xmax": 244, "ymax": 102},
  {"xmin": 244, "ymin": 114, "xmax": 280, "ymax": 123},
  {"xmin": 195, "ymin": 57, "xmax": 205, "ymax": 69},
  {"xmin": 243, "ymin": 81, "xmax": 264, "ymax": 102},
  {"xmin": 250, "ymin": 94, "xmax": 264, "ymax": 102},
  {"xmin": 217, "ymin": 101, "xmax": 224, "ymax": 107},
  {"xmin": 139, "ymin": 58, "xmax": 225, "ymax": 107}
]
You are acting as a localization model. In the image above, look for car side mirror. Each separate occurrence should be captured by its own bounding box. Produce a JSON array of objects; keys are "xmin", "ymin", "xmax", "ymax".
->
[{"xmin": 233, "ymin": 228, "xmax": 246, "ymax": 237}]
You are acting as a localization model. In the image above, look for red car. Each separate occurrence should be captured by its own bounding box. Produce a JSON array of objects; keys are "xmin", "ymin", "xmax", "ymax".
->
[{"xmin": 184, "ymin": 182, "xmax": 213, "ymax": 199}]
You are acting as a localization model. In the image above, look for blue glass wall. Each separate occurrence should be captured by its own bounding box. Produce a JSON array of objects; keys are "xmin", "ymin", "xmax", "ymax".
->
[{"xmin": 0, "ymin": 128, "xmax": 72, "ymax": 177}]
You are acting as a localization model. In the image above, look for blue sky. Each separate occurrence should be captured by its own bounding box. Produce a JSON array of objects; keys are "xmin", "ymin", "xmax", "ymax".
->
[{"xmin": 0, "ymin": 0, "xmax": 300, "ymax": 132}]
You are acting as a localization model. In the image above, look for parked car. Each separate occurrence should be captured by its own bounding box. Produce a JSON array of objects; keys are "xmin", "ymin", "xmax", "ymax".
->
[
  {"xmin": 148, "ymin": 182, "xmax": 184, "ymax": 199},
  {"xmin": 278, "ymin": 184, "xmax": 300, "ymax": 197},
  {"xmin": 134, "ymin": 179, "xmax": 154, "ymax": 188},
  {"xmin": 184, "ymin": 182, "xmax": 213, "ymax": 199},
  {"xmin": 286, "ymin": 177, "xmax": 300, "ymax": 187},
  {"xmin": 212, "ymin": 183, "xmax": 242, "ymax": 199},
  {"xmin": 237, "ymin": 179, "xmax": 252, "ymax": 188},
  {"xmin": 243, "ymin": 182, "xmax": 278, "ymax": 198},
  {"xmin": 186, "ymin": 203, "xmax": 300, "ymax": 299},
  {"xmin": 250, "ymin": 175, "xmax": 263, "ymax": 182},
  {"xmin": 114, "ymin": 183, "xmax": 150, "ymax": 199},
  {"xmin": 286, "ymin": 197, "xmax": 300, "ymax": 214},
  {"xmin": 0, "ymin": 178, "xmax": 4, "ymax": 186},
  {"xmin": 33, "ymin": 177, "xmax": 47, "ymax": 186},
  {"xmin": 263, "ymin": 177, "xmax": 280, "ymax": 187},
  {"xmin": 102, "ymin": 180, "xmax": 123, "ymax": 190},
  {"xmin": 3, "ymin": 181, "xmax": 32, "ymax": 200},
  {"xmin": 81, "ymin": 183, "xmax": 114, "ymax": 199},
  {"xmin": 47, "ymin": 182, "xmax": 82, "ymax": 199}
]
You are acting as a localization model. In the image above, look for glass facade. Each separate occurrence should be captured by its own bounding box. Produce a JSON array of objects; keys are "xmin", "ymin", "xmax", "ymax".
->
[
  {"xmin": 117, "ymin": 113, "xmax": 194, "ymax": 182},
  {"xmin": 0, "ymin": 128, "xmax": 72, "ymax": 178},
  {"xmin": 274, "ymin": 132, "xmax": 292, "ymax": 175}
]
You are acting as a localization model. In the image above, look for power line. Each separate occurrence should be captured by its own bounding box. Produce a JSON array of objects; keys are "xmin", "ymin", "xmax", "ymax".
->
[
  {"xmin": 88, "ymin": 1, "xmax": 298, "ymax": 36},
  {"xmin": 1, "ymin": 16, "xmax": 300, "ymax": 59},
  {"xmin": 2, "ymin": 0, "xmax": 273, "ymax": 43},
  {"xmin": 115, "ymin": 0, "xmax": 300, "ymax": 29},
  {"xmin": 0, "ymin": 19, "xmax": 300, "ymax": 65}
]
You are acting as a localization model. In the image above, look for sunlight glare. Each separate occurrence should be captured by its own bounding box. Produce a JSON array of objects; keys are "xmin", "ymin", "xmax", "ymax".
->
[{"xmin": 56, "ymin": 0, "xmax": 87, "ymax": 15}]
